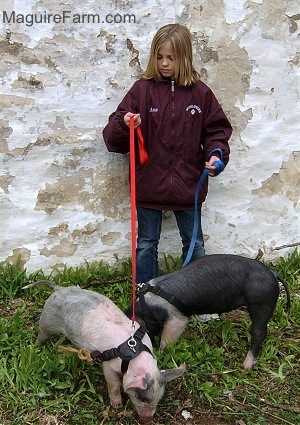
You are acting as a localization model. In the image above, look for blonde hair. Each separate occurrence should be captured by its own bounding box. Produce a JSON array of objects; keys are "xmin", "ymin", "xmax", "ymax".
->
[{"xmin": 142, "ymin": 23, "xmax": 200, "ymax": 86}]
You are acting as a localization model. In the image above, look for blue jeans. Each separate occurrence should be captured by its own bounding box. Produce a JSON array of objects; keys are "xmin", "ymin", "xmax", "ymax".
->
[{"xmin": 136, "ymin": 207, "xmax": 205, "ymax": 283}]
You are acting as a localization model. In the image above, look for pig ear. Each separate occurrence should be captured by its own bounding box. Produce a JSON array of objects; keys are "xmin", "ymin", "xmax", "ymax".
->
[
  {"xmin": 161, "ymin": 363, "xmax": 186, "ymax": 383},
  {"xmin": 123, "ymin": 375, "xmax": 147, "ymax": 392}
]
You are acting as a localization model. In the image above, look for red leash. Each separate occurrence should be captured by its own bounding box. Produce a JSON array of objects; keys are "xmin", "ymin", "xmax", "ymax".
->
[
  {"xmin": 136, "ymin": 126, "xmax": 149, "ymax": 165},
  {"xmin": 129, "ymin": 117, "xmax": 137, "ymax": 323},
  {"xmin": 129, "ymin": 117, "xmax": 148, "ymax": 325}
]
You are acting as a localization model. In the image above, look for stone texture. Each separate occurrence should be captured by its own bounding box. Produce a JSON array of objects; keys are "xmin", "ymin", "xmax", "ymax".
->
[{"xmin": 0, "ymin": 0, "xmax": 299, "ymax": 272}]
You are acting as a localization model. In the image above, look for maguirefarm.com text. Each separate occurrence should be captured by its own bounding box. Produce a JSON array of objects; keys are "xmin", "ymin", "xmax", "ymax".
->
[{"xmin": 2, "ymin": 10, "xmax": 137, "ymax": 27}]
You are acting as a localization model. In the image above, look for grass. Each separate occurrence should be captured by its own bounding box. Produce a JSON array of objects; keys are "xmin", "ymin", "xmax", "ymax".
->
[{"xmin": 0, "ymin": 250, "xmax": 299, "ymax": 424}]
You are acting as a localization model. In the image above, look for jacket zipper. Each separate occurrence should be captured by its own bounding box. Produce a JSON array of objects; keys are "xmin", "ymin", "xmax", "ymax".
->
[
  {"xmin": 171, "ymin": 81, "xmax": 175, "ymax": 146},
  {"xmin": 171, "ymin": 81, "xmax": 175, "ymax": 153},
  {"xmin": 170, "ymin": 80, "xmax": 175, "ymax": 193}
]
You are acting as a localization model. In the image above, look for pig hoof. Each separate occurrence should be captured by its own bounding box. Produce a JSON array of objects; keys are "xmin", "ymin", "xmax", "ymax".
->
[
  {"xmin": 111, "ymin": 401, "xmax": 123, "ymax": 410},
  {"xmin": 243, "ymin": 351, "xmax": 256, "ymax": 369},
  {"xmin": 112, "ymin": 403, "xmax": 123, "ymax": 410},
  {"xmin": 33, "ymin": 312, "xmax": 41, "ymax": 323},
  {"xmin": 116, "ymin": 409, "xmax": 134, "ymax": 419}
]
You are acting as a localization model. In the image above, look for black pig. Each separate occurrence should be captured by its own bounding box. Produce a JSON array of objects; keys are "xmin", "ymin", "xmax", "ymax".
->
[{"xmin": 126, "ymin": 254, "xmax": 290, "ymax": 369}]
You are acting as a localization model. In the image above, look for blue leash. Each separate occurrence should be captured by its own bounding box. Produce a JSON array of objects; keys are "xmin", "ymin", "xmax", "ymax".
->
[{"xmin": 181, "ymin": 158, "xmax": 225, "ymax": 268}]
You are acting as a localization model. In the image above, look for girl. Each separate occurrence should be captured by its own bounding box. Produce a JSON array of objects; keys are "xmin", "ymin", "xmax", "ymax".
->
[{"xmin": 103, "ymin": 23, "xmax": 232, "ymax": 284}]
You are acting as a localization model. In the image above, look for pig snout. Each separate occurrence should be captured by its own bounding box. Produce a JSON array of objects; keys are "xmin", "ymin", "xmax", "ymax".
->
[
  {"xmin": 134, "ymin": 405, "xmax": 156, "ymax": 423},
  {"xmin": 124, "ymin": 361, "xmax": 186, "ymax": 422},
  {"xmin": 139, "ymin": 415, "xmax": 154, "ymax": 424},
  {"xmin": 133, "ymin": 406, "xmax": 156, "ymax": 423},
  {"xmin": 124, "ymin": 374, "xmax": 160, "ymax": 422}
]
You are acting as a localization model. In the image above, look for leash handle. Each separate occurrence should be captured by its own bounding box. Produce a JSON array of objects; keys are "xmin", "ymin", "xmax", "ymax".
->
[
  {"xmin": 181, "ymin": 168, "xmax": 209, "ymax": 268},
  {"xmin": 136, "ymin": 126, "xmax": 149, "ymax": 164},
  {"xmin": 129, "ymin": 117, "xmax": 137, "ymax": 323}
]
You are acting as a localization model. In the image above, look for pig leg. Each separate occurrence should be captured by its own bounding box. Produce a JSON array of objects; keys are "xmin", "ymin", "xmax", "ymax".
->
[
  {"xmin": 243, "ymin": 304, "xmax": 274, "ymax": 369},
  {"xmin": 160, "ymin": 317, "xmax": 188, "ymax": 349},
  {"xmin": 36, "ymin": 332, "xmax": 49, "ymax": 346},
  {"xmin": 36, "ymin": 324, "xmax": 54, "ymax": 346},
  {"xmin": 102, "ymin": 361, "xmax": 123, "ymax": 408},
  {"xmin": 35, "ymin": 314, "xmax": 60, "ymax": 346}
]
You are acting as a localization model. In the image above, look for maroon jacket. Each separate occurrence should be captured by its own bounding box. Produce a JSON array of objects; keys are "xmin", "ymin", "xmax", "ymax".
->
[{"xmin": 103, "ymin": 78, "xmax": 232, "ymax": 210}]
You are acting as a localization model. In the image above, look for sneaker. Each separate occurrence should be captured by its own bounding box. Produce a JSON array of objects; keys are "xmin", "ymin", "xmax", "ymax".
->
[{"xmin": 197, "ymin": 313, "xmax": 220, "ymax": 323}]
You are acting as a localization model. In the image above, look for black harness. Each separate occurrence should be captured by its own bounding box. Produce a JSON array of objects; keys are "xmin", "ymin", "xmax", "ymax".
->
[
  {"xmin": 90, "ymin": 327, "xmax": 152, "ymax": 375},
  {"xmin": 137, "ymin": 282, "xmax": 191, "ymax": 317}
]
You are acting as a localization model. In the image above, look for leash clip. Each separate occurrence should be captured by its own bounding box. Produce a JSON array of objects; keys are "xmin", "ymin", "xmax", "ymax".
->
[
  {"xmin": 128, "ymin": 336, "xmax": 137, "ymax": 353},
  {"xmin": 128, "ymin": 322, "xmax": 137, "ymax": 353},
  {"xmin": 137, "ymin": 282, "xmax": 147, "ymax": 293}
]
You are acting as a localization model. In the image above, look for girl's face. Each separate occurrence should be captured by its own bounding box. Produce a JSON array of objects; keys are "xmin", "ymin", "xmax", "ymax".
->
[{"xmin": 157, "ymin": 41, "xmax": 176, "ymax": 79}]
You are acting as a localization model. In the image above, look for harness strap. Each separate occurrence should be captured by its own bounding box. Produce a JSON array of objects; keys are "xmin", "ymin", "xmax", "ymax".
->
[
  {"xmin": 119, "ymin": 326, "xmax": 152, "ymax": 374},
  {"xmin": 137, "ymin": 289, "xmax": 160, "ymax": 330},
  {"xmin": 90, "ymin": 347, "xmax": 119, "ymax": 363},
  {"xmin": 90, "ymin": 327, "xmax": 152, "ymax": 375},
  {"xmin": 138, "ymin": 283, "xmax": 190, "ymax": 317}
]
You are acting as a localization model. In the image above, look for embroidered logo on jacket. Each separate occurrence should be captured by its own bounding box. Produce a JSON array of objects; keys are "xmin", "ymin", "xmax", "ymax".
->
[
  {"xmin": 186, "ymin": 104, "xmax": 202, "ymax": 115},
  {"xmin": 149, "ymin": 107, "xmax": 159, "ymax": 113}
]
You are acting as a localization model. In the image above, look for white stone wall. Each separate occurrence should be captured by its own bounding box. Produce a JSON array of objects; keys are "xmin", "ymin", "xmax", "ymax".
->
[{"xmin": 0, "ymin": 0, "xmax": 299, "ymax": 273}]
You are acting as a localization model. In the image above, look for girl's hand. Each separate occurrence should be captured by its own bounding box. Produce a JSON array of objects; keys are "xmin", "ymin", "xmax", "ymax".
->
[
  {"xmin": 205, "ymin": 155, "xmax": 221, "ymax": 176},
  {"xmin": 124, "ymin": 112, "xmax": 141, "ymax": 128}
]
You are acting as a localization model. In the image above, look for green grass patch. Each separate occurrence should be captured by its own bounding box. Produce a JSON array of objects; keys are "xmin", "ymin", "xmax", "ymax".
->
[{"xmin": 0, "ymin": 251, "xmax": 299, "ymax": 424}]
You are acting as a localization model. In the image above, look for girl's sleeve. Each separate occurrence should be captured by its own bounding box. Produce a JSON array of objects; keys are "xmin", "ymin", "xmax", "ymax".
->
[
  {"xmin": 201, "ymin": 88, "xmax": 232, "ymax": 165},
  {"xmin": 102, "ymin": 83, "xmax": 139, "ymax": 154}
]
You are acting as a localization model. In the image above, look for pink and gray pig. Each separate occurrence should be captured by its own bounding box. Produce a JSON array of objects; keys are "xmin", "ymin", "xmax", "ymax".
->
[{"xmin": 23, "ymin": 281, "xmax": 185, "ymax": 423}]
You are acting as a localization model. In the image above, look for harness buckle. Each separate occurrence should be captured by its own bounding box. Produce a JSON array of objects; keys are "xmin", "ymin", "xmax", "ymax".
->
[
  {"xmin": 137, "ymin": 282, "xmax": 147, "ymax": 293},
  {"xmin": 128, "ymin": 336, "xmax": 137, "ymax": 353}
]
